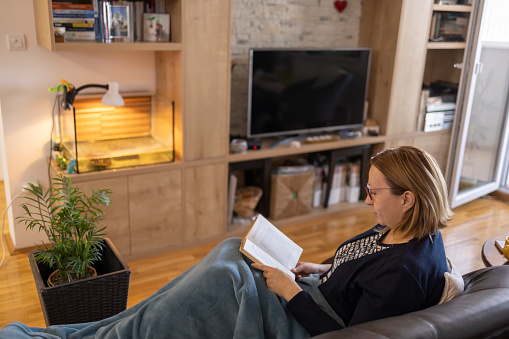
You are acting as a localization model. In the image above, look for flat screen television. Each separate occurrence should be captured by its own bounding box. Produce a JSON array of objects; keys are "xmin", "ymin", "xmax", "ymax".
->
[{"xmin": 247, "ymin": 48, "xmax": 371, "ymax": 140}]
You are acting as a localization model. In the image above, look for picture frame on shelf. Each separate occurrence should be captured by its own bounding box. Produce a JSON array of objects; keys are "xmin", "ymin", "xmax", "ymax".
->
[
  {"xmin": 103, "ymin": 3, "xmax": 133, "ymax": 42},
  {"xmin": 143, "ymin": 13, "xmax": 170, "ymax": 42}
]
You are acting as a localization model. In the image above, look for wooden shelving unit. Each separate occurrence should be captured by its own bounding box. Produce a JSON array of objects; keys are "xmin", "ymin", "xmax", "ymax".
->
[
  {"xmin": 31, "ymin": 0, "xmax": 476, "ymax": 260},
  {"xmin": 33, "ymin": 0, "xmax": 232, "ymax": 260},
  {"xmin": 359, "ymin": 0, "xmax": 477, "ymax": 172}
]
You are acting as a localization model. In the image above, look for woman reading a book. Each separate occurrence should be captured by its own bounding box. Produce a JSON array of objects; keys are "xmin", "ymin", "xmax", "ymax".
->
[
  {"xmin": 0, "ymin": 146, "xmax": 452, "ymax": 339},
  {"xmin": 253, "ymin": 145, "xmax": 453, "ymax": 336}
]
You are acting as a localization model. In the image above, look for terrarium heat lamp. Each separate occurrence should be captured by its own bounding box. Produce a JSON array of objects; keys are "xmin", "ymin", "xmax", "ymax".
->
[{"xmin": 52, "ymin": 79, "xmax": 125, "ymax": 110}]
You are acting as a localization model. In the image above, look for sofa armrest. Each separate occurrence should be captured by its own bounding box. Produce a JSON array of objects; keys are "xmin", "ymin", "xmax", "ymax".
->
[{"xmin": 312, "ymin": 266, "xmax": 509, "ymax": 339}]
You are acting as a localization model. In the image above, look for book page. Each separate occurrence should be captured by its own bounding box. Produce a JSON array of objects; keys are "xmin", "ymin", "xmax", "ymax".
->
[
  {"xmin": 245, "ymin": 215, "xmax": 303, "ymax": 270},
  {"xmin": 242, "ymin": 239, "xmax": 295, "ymax": 278}
]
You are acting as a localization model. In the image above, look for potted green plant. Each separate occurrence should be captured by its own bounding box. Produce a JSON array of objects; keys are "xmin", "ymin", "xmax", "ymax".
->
[{"xmin": 18, "ymin": 174, "xmax": 130, "ymax": 326}]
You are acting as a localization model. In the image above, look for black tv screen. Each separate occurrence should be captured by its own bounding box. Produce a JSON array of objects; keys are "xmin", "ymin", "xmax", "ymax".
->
[{"xmin": 247, "ymin": 48, "xmax": 371, "ymax": 139}]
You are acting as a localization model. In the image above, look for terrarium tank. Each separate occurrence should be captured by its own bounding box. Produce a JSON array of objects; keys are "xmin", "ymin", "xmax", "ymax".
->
[{"xmin": 58, "ymin": 92, "xmax": 174, "ymax": 173}]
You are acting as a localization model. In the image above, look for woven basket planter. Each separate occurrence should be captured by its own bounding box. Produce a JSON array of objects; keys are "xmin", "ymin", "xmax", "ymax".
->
[{"xmin": 28, "ymin": 238, "xmax": 130, "ymax": 326}]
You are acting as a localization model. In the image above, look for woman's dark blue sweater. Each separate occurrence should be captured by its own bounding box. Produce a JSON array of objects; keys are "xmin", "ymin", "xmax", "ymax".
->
[{"xmin": 287, "ymin": 225, "xmax": 448, "ymax": 336}]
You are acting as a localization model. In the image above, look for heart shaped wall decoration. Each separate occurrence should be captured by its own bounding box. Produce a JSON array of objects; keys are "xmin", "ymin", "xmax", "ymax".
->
[{"xmin": 334, "ymin": 0, "xmax": 347, "ymax": 13}]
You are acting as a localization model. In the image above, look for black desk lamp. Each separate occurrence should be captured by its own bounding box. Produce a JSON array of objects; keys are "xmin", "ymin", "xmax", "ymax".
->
[{"xmin": 60, "ymin": 81, "xmax": 125, "ymax": 110}]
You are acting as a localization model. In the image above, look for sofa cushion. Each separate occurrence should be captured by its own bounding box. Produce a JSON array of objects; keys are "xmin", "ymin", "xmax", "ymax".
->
[{"xmin": 438, "ymin": 258, "xmax": 464, "ymax": 304}]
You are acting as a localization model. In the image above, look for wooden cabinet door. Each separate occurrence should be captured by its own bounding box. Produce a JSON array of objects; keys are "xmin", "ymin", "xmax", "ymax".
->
[
  {"xmin": 183, "ymin": 0, "xmax": 231, "ymax": 160},
  {"xmin": 129, "ymin": 169, "xmax": 183, "ymax": 254},
  {"xmin": 185, "ymin": 164, "xmax": 227, "ymax": 241},
  {"xmin": 74, "ymin": 177, "xmax": 131, "ymax": 256}
]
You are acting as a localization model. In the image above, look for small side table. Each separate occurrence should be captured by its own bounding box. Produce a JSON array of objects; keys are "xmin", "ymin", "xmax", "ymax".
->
[{"xmin": 482, "ymin": 233, "xmax": 509, "ymax": 267}]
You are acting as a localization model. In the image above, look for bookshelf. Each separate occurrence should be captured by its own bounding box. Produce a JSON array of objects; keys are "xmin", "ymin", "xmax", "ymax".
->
[
  {"xmin": 33, "ymin": 0, "xmax": 183, "ymax": 51},
  {"xmin": 359, "ymin": 0, "xmax": 476, "ymax": 172},
  {"xmin": 424, "ymin": 3, "xmax": 474, "ymax": 86}
]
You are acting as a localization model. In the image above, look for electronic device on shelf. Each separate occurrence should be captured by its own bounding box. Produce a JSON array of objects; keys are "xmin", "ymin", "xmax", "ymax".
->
[
  {"xmin": 247, "ymin": 47, "xmax": 371, "ymax": 140},
  {"xmin": 247, "ymin": 140, "xmax": 262, "ymax": 150},
  {"xmin": 304, "ymin": 135, "xmax": 340, "ymax": 144}
]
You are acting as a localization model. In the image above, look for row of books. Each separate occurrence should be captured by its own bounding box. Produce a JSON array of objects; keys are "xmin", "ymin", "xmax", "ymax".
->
[
  {"xmin": 52, "ymin": 0, "xmax": 170, "ymax": 43},
  {"xmin": 313, "ymin": 161, "xmax": 361, "ymax": 208},
  {"xmin": 429, "ymin": 11, "xmax": 468, "ymax": 42}
]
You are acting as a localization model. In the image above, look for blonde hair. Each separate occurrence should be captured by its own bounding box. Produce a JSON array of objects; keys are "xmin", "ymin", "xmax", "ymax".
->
[{"xmin": 370, "ymin": 146, "xmax": 453, "ymax": 238}]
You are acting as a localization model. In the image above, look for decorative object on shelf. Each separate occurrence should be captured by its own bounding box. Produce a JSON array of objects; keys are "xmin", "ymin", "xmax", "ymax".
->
[
  {"xmin": 230, "ymin": 139, "xmax": 247, "ymax": 154},
  {"xmin": 334, "ymin": 0, "xmax": 347, "ymax": 12},
  {"xmin": 363, "ymin": 118, "xmax": 380, "ymax": 136},
  {"xmin": 339, "ymin": 129, "xmax": 362, "ymax": 139},
  {"xmin": 143, "ymin": 13, "xmax": 170, "ymax": 42},
  {"xmin": 56, "ymin": 153, "xmax": 67, "ymax": 170},
  {"xmin": 90, "ymin": 158, "xmax": 112, "ymax": 169},
  {"xmin": 103, "ymin": 2, "xmax": 133, "ymax": 43},
  {"xmin": 234, "ymin": 186, "xmax": 263, "ymax": 218},
  {"xmin": 304, "ymin": 135, "xmax": 340, "ymax": 144},
  {"xmin": 18, "ymin": 174, "xmax": 130, "ymax": 325},
  {"xmin": 66, "ymin": 158, "xmax": 76, "ymax": 174},
  {"xmin": 290, "ymin": 140, "xmax": 301, "ymax": 148}
]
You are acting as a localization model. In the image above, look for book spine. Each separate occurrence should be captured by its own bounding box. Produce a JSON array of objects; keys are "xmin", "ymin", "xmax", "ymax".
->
[
  {"xmin": 155, "ymin": 0, "xmax": 165, "ymax": 13},
  {"xmin": 52, "ymin": 3, "xmax": 95, "ymax": 10},
  {"xmin": 328, "ymin": 163, "xmax": 342, "ymax": 205},
  {"xmin": 54, "ymin": 21, "xmax": 95, "ymax": 27},
  {"xmin": 95, "ymin": 0, "xmax": 103, "ymax": 41},
  {"xmin": 53, "ymin": 18, "xmax": 95, "ymax": 24},
  {"xmin": 53, "ymin": 13, "xmax": 95, "ymax": 18},
  {"xmin": 64, "ymin": 31, "xmax": 96, "ymax": 40},
  {"xmin": 134, "ymin": 0, "xmax": 144, "ymax": 41},
  {"xmin": 53, "ymin": 8, "xmax": 95, "ymax": 14},
  {"xmin": 52, "ymin": 0, "xmax": 94, "ymax": 2},
  {"xmin": 429, "ymin": 13, "xmax": 437, "ymax": 39},
  {"xmin": 53, "ymin": 24, "xmax": 95, "ymax": 32},
  {"xmin": 312, "ymin": 167, "xmax": 324, "ymax": 208},
  {"xmin": 435, "ymin": 13, "xmax": 442, "ymax": 38},
  {"xmin": 144, "ymin": 0, "xmax": 155, "ymax": 13},
  {"xmin": 126, "ymin": 1, "xmax": 135, "ymax": 42},
  {"xmin": 346, "ymin": 162, "xmax": 361, "ymax": 203}
]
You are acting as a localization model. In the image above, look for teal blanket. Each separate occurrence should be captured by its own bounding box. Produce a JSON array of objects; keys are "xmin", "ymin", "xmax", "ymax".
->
[{"xmin": 0, "ymin": 238, "xmax": 310, "ymax": 339}]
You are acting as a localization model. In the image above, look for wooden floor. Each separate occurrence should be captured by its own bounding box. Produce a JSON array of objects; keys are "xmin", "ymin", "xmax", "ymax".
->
[{"xmin": 1, "ymin": 190, "xmax": 509, "ymax": 328}]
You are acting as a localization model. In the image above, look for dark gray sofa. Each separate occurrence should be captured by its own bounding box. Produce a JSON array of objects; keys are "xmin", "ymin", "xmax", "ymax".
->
[{"xmin": 313, "ymin": 265, "xmax": 509, "ymax": 339}]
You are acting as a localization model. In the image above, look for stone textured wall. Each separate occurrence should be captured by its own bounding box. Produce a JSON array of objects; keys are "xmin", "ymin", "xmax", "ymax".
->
[{"xmin": 230, "ymin": 0, "xmax": 363, "ymax": 137}]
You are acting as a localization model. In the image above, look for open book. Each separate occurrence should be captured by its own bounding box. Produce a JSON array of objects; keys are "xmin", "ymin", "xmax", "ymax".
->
[{"xmin": 240, "ymin": 214, "xmax": 303, "ymax": 278}]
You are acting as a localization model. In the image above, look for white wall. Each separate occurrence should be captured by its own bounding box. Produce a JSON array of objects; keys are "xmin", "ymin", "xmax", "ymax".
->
[{"xmin": 0, "ymin": 1, "xmax": 156, "ymax": 248}]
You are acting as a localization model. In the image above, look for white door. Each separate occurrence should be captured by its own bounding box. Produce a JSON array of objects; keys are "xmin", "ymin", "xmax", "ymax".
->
[{"xmin": 447, "ymin": 0, "xmax": 509, "ymax": 208}]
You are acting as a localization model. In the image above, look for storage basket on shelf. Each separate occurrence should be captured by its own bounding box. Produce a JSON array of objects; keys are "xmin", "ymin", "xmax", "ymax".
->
[{"xmin": 270, "ymin": 165, "xmax": 314, "ymax": 220}]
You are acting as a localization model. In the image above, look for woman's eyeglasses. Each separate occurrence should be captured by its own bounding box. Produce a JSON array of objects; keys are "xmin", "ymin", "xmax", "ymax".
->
[{"xmin": 365, "ymin": 183, "xmax": 391, "ymax": 200}]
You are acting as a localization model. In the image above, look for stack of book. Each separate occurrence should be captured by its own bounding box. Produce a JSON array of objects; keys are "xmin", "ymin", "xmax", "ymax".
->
[
  {"xmin": 313, "ymin": 161, "xmax": 362, "ymax": 207},
  {"xmin": 429, "ymin": 11, "xmax": 468, "ymax": 42},
  {"xmin": 52, "ymin": 0, "xmax": 95, "ymax": 42}
]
